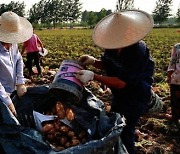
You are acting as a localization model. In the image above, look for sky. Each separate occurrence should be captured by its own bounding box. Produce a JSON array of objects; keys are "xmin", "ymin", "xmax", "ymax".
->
[{"xmin": 0, "ymin": 0, "xmax": 180, "ymax": 16}]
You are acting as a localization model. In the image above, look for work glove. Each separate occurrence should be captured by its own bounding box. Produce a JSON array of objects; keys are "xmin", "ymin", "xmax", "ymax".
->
[
  {"xmin": 8, "ymin": 101, "xmax": 17, "ymax": 117},
  {"xmin": 75, "ymin": 70, "xmax": 94, "ymax": 84},
  {"xmin": 16, "ymin": 84, "xmax": 27, "ymax": 97},
  {"xmin": 78, "ymin": 55, "xmax": 96, "ymax": 66}
]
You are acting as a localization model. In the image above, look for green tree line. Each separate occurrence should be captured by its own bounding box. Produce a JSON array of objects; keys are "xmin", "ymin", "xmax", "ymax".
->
[{"xmin": 0, "ymin": 0, "xmax": 180, "ymax": 28}]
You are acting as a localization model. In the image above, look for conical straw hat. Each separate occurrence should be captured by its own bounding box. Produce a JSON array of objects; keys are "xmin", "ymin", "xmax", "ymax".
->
[
  {"xmin": 0, "ymin": 11, "xmax": 33, "ymax": 44},
  {"xmin": 92, "ymin": 10, "xmax": 154, "ymax": 49}
]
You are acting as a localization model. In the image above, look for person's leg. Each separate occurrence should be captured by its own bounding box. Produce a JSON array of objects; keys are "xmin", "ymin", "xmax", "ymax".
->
[
  {"xmin": 39, "ymin": 55, "xmax": 43, "ymax": 66},
  {"xmin": 26, "ymin": 53, "xmax": 33, "ymax": 77},
  {"xmin": 33, "ymin": 52, "xmax": 42, "ymax": 75},
  {"xmin": 171, "ymin": 84, "xmax": 180, "ymax": 123},
  {"xmin": 120, "ymin": 114, "xmax": 140, "ymax": 154}
]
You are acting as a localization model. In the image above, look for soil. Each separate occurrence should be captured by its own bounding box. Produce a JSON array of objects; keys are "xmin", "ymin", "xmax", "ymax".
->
[{"xmin": 26, "ymin": 68, "xmax": 180, "ymax": 154}]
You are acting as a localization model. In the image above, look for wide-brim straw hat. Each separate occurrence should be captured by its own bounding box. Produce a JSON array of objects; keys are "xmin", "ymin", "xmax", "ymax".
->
[
  {"xmin": 0, "ymin": 11, "xmax": 33, "ymax": 44},
  {"xmin": 92, "ymin": 10, "xmax": 154, "ymax": 49}
]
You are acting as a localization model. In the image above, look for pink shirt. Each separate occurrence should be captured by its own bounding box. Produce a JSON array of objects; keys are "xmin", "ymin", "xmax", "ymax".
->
[
  {"xmin": 23, "ymin": 34, "xmax": 42, "ymax": 53},
  {"xmin": 167, "ymin": 43, "xmax": 180, "ymax": 85}
]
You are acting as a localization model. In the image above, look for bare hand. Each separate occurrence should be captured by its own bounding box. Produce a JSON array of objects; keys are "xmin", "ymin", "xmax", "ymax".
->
[
  {"xmin": 78, "ymin": 55, "xmax": 95, "ymax": 66},
  {"xmin": 17, "ymin": 84, "xmax": 27, "ymax": 97},
  {"xmin": 8, "ymin": 102, "xmax": 17, "ymax": 117}
]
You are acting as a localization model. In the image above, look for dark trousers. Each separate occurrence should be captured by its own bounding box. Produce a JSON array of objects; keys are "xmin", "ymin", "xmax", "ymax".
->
[
  {"xmin": 111, "ymin": 106, "xmax": 141, "ymax": 154},
  {"xmin": 26, "ymin": 52, "xmax": 41, "ymax": 76},
  {"xmin": 120, "ymin": 113, "xmax": 140, "ymax": 154},
  {"xmin": 170, "ymin": 84, "xmax": 180, "ymax": 122}
]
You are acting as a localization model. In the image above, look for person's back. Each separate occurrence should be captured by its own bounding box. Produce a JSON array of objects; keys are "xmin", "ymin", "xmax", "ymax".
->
[{"xmin": 23, "ymin": 34, "xmax": 40, "ymax": 53}]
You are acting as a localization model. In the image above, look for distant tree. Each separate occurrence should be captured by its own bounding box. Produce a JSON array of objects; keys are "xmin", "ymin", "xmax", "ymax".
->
[
  {"xmin": 97, "ymin": 8, "xmax": 107, "ymax": 22},
  {"xmin": 152, "ymin": 0, "xmax": 172, "ymax": 24},
  {"xmin": 42, "ymin": 0, "xmax": 63, "ymax": 28},
  {"xmin": 28, "ymin": 0, "xmax": 47, "ymax": 24},
  {"xmin": 81, "ymin": 9, "xmax": 112, "ymax": 27},
  {"xmin": 116, "ymin": 0, "xmax": 134, "ymax": 11},
  {"xmin": 0, "ymin": 1, "xmax": 25, "ymax": 16},
  {"xmin": 28, "ymin": 0, "xmax": 81, "ymax": 28},
  {"xmin": 81, "ymin": 10, "xmax": 88, "ymax": 23},
  {"xmin": 86, "ymin": 11, "xmax": 98, "ymax": 27},
  {"xmin": 63, "ymin": 0, "xmax": 82, "ymax": 23},
  {"xmin": 176, "ymin": 8, "xmax": 180, "ymax": 23}
]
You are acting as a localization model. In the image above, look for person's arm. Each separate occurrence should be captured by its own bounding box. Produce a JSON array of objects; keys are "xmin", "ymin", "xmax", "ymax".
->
[
  {"xmin": 0, "ymin": 82, "xmax": 17, "ymax": 116},
  {"xmin": 37, "ymin": 36, "xmax": 44, "ymax": 50},
  {"xmin": 94, "ymin": 74, "xmax": 126, "ymax": 89},
  {"xmin": 75, "ymin": 70, "xmax": 126, "ymax": 89},
  {"xmin": 0, "ymin": 82, "xmax": 12, "ymax": 106}
]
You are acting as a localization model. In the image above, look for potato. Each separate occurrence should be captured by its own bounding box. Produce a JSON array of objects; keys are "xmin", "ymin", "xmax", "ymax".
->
[
  {"xmin": 54, "ymin": 132, "xmax": 62, "ymax": 139},
  {"xmin": 64, "ymin": 141, "xmax": 71, "ymax": 148},
  {"xmin": 42, "ymin": 123, "xmax": 54, "ymax": 133},
  {"xmin": 56, "ymin": 102, "xmax": 66, "ymax": 119},
  {"xmin": 81, "ymin": 138, "xmax": 87, "ymax": 144},
  {"xmin": 54, "ymin": 120, "xmax": 61, "ymax": 131},
  {"xmin": 46, "ymin": 134, "xmax": 54, "ymax": 141},
  {"xmin": 66, "ymin": 108, "xmax": 75, "ymax": 121},
  {"xmin": 67, "ymin": 131, "xmax": 75, "ymax": 137},
  {"xmin": 48, "ymin": 128, "xmax": 56, "ymax": 135},
  {"xmin": 71, "ymin": 139, "xmax": 80, "ymax": 146},
  {"xmin": 78, "ymin": 130, "xmax": 87, "ymax": 139},
  {"xmin": 59, "ymin": 136, "xmax": 68, "ymax": 145},
  {"xmin": 55, "ymin": 146, "xmax": 65, "ymax": 151},
  {"xmin": 60, "ymin": 125, "xmax": 70, "ymax": 133}
]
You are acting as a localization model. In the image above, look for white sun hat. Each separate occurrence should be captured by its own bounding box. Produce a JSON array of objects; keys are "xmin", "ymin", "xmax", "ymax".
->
[
  {"xmin": 92, "ymin": 10, "xmax": 154, "ymax": 49},
  {"xmin": 0, "ymin": 11, "xmax": 33, "ymax": 44},
  {"xmin": 38, "ymin": 47, "xmax": 48, "ymax": 57}
]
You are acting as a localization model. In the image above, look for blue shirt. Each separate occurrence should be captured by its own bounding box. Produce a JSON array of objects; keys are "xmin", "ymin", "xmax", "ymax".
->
[
  {"xmin": 101, "ymin": 41, "xmax": 154, "ymax": 115},
  {"xmin": 0, "ymin": 42, "xmax": 24, "ymax": 105}
]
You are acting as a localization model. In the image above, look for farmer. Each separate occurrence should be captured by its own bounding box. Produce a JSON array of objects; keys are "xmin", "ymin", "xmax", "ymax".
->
[
  {"xmin": 167, "ymin": 43, "xmax": 180, "ymax": 124},
  {"xmin": 21, "ymin": 30, "xmax": 44, "ymax": 79},
  {"xmin": 0, "ymin": 11, "xmax": 33, "ymax": 116},
  {"xmin": 75, "ymin": 10, "xmax": 155, "ymax": 154}
]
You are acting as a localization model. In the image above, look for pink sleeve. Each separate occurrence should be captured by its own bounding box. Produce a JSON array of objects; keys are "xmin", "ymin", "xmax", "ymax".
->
[{"xmin": 36, "ymin": 36, "xmax": 42, "ymax": 45}]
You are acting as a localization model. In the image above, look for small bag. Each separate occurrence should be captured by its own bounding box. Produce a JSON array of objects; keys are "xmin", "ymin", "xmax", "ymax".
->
[{"xmin": 148, "ymin": 90, "xmax": 163, "ymax": 113}]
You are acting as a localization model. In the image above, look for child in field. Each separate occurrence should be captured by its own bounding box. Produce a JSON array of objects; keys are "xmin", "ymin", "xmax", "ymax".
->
[
  {"xmin": 167, "ymin": 43, "xmax": 180, "ymax": 124},
  {"xmin": 21, "ymin": 30, "xmax": 44, "ymax": 78}
]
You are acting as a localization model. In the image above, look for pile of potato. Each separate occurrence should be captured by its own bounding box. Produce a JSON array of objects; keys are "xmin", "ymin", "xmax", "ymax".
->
[{"xmin": 42, "ymin": 101, "xmax": 88, "ymax": 151}]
